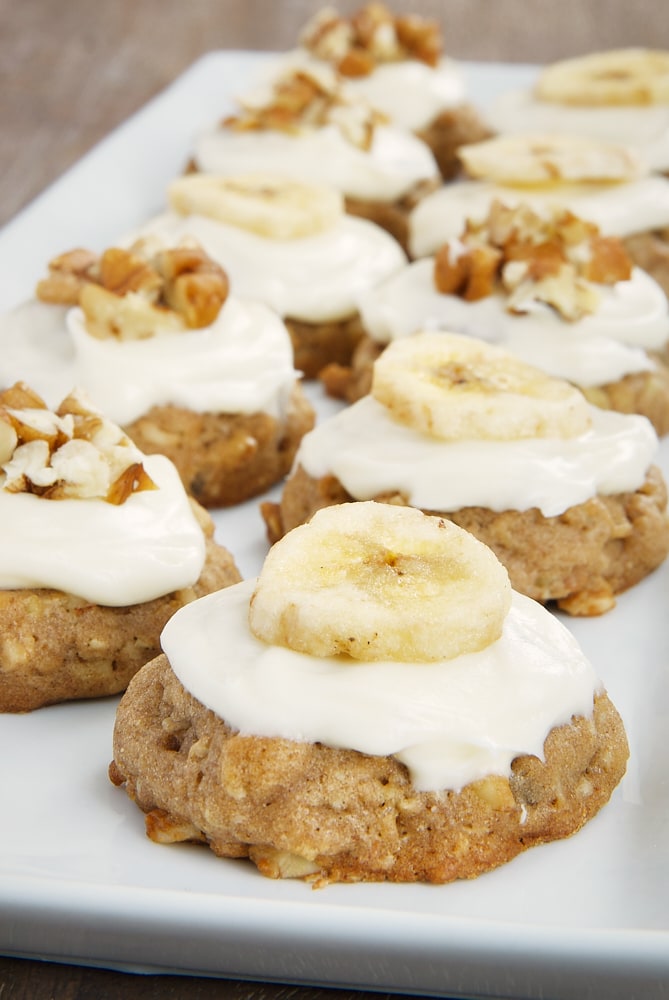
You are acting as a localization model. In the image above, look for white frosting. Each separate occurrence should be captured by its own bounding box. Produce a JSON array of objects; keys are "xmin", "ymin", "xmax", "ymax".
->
[
  {"xmin": 194, "ymin": 122, "xmax": 439, "ymax": 203},
  {"xmin": 127, "ymin": 211, "xmax": 407, "ymax": 324},
  {"xmin": 0, "ymin": 453, "xmax": 206, "ymax": 605},
  {"xmin": 161, "ymin": 578, "xmax": 599, "ymax": 793},
  {"xmin": 358, "ymin": 259, "xmax": 669, "ymax": 386},
  {"xmin": 295, "ymin": 396, "xmax": 658, "ymax": 517},
  {"xmin": 0, "ymin": 301, "xmax": 75, "ymax": 405},
  {"xmin": 67, "ymin": 296, "xmax": 298, "ymax": 425},
  {"xmin": 267, "ymin": 51, "xmax": 466, "ymax": 130},
  {"xmin": 0, "ymin": 296, "xmax": 299, "ymax": 426},
  {"xmin": 488, "ymin": 89, "xmax": 669, "ymax": 172},
  {"xmin": 409, "ymin": 175, "xmax": 669, "ymax": 258},
  {"xmin": 338, "ymin": 58, "xmax": 465, "ymax": 130}
]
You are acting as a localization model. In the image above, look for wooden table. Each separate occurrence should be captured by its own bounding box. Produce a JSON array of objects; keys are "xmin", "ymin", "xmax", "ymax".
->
[{"xmin": 2, "ymin": 1, "xmax": 668, "ymax": 997}]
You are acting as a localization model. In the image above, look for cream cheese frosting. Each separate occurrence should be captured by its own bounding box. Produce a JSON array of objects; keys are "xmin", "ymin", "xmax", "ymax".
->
[
  {"xmin": 409, "ymin": 175, "xmax": 669, "ymax": 259},
  {"xmin": 294, "ymin": 395, "xmax": 658, "ymax": 517},
  {"xmin": 0, "ymin": 295, "xmax": 300, "ymax": 425},
  {"xmin": 194, "ymin": 121, "xmax": 439, "ymax": 203},
  {"xmin": 161, "ymin": 577, "xmax": 599, "ymax": 792},
  {"xmin": 66, "ymin": 296, "xmax": 298, "ymax": 425},
  {"xmin": 126, "ymin": 210, "xmax": 407, "ymax": 324},
  {"xmin": 488, "ymin": 89, "xmax": 669, "ymax": 173},
  {"xmin": 266, "ymin": 51, "xmax": 466, "ymax": 130},
  {"xmin": 358, "ymin": 259, "xmax": 669, "ymax": 386},
  {"xmin": 0, "ymin": 452, "xmax": 206, "ymax": 605}
]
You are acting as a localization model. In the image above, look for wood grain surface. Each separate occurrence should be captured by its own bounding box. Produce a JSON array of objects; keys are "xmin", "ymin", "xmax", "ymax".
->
[{"xmin": 1, "ymin": 1, "xmax": 667, "ymax": 997}]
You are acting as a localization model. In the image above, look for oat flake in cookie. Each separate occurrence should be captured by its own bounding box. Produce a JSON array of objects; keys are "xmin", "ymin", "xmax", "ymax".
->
[
  {"xmin": 0, "ymin": 383, "xmax": 241, "ymax": 712},
  {"xmin": 110, "ymin": 502, "xmax": 629, "ymax": 885}
]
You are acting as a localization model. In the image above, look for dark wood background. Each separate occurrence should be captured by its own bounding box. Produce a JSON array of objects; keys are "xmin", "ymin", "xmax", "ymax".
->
[{"xmin": 2, "ymin": 0, "xmax": 668, "ymax": 997}]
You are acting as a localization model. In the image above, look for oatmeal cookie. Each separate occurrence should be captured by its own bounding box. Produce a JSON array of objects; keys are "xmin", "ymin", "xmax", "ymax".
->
[
  {"xmin": 344, "ymin": 177, "xmax": 440, "ymax": 257},
  {"xmin": 110, "ymin": 654, "xmax": 628, "ymax": 884},
  {"xmin": 284, "ymin": 315, "xmax": 366, "ymax": 382},
  {"xmin": 0, "ymin": 501, "xmax": 240, "ymax": 713},
  {"xmin": 416, "ymin": 104, "xmax": 494, "ymax": 181},
  {"xmin": 124, "ymin": 384, "xmax": 315, "ymax": 508},
  {"xmin": 322, "ymin": 336, "xmax": 669, "ymax": 437},
  {"xmin": 623, "ymin": 230, "xmax": 669, "ymax": 299},
  {"xmin": 261, "ymin": 463, "xmax": 669, "ymax": 615}
]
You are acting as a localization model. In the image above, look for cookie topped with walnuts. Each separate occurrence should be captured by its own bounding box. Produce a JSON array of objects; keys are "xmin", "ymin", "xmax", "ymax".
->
[
  {"xmin": 36, "ymin": 240, "xmax": 230, "ymax": 339},
  {"xmin": 433, "ymin": 200, "xmax": 633, "ymax": 321},
  {"xmin": 0, "ymin": 383, "xmax": 242, "ymax": 713},
  {"xmin": 0, "ymin": 381, "xmax": 155, "ymax": 503},
  {"xmin": 0, "ymin": 231, "xmax": 314, "ymax": 508}
]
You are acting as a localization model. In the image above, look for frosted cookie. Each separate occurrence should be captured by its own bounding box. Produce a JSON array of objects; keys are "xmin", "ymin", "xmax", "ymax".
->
[
  {"xmin": 110, "ymin": 501, "xmax": 629, "ymax": 885},
  {"xmin": 270, "ymin": 3, "xmax": 491, "ymax": 179},
  {"xmin": 191, "ymin": 64, "xmax": 440, "ymax": 253},
  {"xmin": 266, "ymin": 333, "xmax": 669, "ymax": 616},
  {"xmin": 0, "ymin": 383, "xmax": 241, "ymax": 713},
  {"xmin": 488, "ymin": 49, "xmax": 669, "ymax": 173},
  {"xmin": 323, "ymin": 201, "xmax": 669, "ymax": 435},
  {"xmin": 0, "ymin": 241, "xmax": 314, "ymax": 507},
  {"xmin": 408, "ymin": 133, "xmax": 669, "ymax": 297},
  {"xmin": 129, "ymin": 173, "xmax": 406, "ymax": 379}
]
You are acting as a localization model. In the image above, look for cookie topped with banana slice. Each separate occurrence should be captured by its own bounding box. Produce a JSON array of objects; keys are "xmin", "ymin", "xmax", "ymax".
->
[
  {"xmin": 488, "ymin": 49, "xmax": 669, "ymax": 173},
  {"xmin": 264, "ymin": 331, "xmax": 669, "ymax": 617},
  {"xmin": 189, "ymin": 65, "xmax": 440, "ymax": 254},
  {"xmin": 259, "ymin": 3, "xmax": 491, "ymax": 179},
  {"xmin": 110, "ymin": 500, "xmax": 629, "ymax": 884},
  {"xmin": 408, "ymin": 132, "xmax": 669, "ymax": 303},
  {"xmin": 410, "ymin": 129, "xmax": 669, "ymax": 246},
  {"xmin": 128, "ymin": 171, "xmax": 406, "ymax": 378},
  {"xmin": 325, "ymin": 200, "xmax": 669, "ymax": 436},
  {"xmin": 0, "ymin": 238, "xmax": 315, "ymax": 507}
]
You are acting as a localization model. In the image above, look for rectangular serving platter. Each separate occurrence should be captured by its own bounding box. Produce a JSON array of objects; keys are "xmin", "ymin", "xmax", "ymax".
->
[{"xmin": 1, "ymin": 51, "xmax": 668, "ymax": 1000}]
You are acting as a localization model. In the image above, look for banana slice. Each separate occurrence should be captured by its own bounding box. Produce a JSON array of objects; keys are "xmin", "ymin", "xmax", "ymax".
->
[
  {"xmin": 535, "ymin": 48, "xmax": 669, "ymax": 107},
  {"xmin": 458, "ymin": 133, "xmax": 643, "ymax": 185},
  {"xmin": 371, "ymin": 331, "xmax": 593, "ymax": 441},
  {"xmin": 168, "ymin": 173, "xmax": 344, "ymax": 240},
  {"xmin": 249, "ymin": 501, "xmax": 511, "ymax": 662}
]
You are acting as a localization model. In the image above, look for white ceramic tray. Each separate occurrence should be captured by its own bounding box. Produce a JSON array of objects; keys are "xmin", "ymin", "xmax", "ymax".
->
[{"xmin": 1, "ymin": 52, "xmax": 668, "ymax": 1000}]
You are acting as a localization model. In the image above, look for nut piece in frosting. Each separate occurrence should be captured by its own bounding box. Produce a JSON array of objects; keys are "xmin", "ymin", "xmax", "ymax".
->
[
  {"xmin": 223, "ymin": 65, "xmax": 388, "ymax": 152},
  {"xmin": 0, "ymin": 381, "xmax": 243, "ymax": 713},
  {"xmin": 299, "ymin": 3, "xmax": 443, "ymax": 75},
  {"xmin": 0, "ymin": 381, "xmax": 155, "ymax": 504},
  {"xmin": 36, "ymin": 240, "xmax": 230, "ymax": 340},
  {"xmin": 433, "ymin": 200, "xmax": 633, "ymax": 321}
]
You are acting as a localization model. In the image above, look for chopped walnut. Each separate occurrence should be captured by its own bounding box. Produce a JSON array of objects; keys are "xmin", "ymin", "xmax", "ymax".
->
[
  {"xmin": 35, "ymin": 248, "xmax": 99, "ymax": 306},
  {"xmin": 0, "ymin": 383, "xmax": 156, "ymax": 504},
  {"xmin": 36, "ymin": 240, "xmax": 229, "ymax": 341},
  {"xmin": 223, "ymin": 68, "xmax": 387, "ymax": 151},
  {"xmin": 433, "ymin": 200, "xmax": 633, "ymax": 321},
  {"xmin": 300, "ymin": 4, "xmax": 442, "ymax": 75}
]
